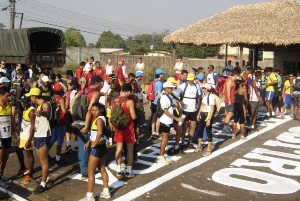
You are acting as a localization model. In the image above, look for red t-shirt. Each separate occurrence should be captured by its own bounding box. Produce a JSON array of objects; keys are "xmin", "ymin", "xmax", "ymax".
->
[
  {"xmin": 56, "ymin": 97, "xmax": 67, "ymax": 126},
  {"xmin": 82, "ymin": 71, "xmax": 93, "ymax": 87},
  {"xmin": 115, "ymin": 67, "xmax": 125, "ymax": 81},
  {"xmin": 76, "ymin": 67, "xmax": 83, "ymax": 83},
  {"xmin": 94, "ymin": 68, "xmax": 106, "ymax": 80}
]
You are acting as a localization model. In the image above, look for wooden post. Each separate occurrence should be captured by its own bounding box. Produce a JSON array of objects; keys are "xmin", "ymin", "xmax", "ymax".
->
[
  {"xmin": 225, "ymin": 44, "xmax": 228, "ymax": 65},
  {"xmin": 253, "ymin": 46, "xmax": 258, "ymax": 68},
  {"xmin": 239, "ymin": 46, "xmax": 243, "ymax": 68},
  {"xmin": 172, "ymin": 42, "xmax": 176, "ymax": 64}
]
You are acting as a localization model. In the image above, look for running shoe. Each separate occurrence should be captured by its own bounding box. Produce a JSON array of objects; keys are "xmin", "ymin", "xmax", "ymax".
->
[{"xmin": 99, "ymin": 191, "xmax": 111, "ymax": 199}]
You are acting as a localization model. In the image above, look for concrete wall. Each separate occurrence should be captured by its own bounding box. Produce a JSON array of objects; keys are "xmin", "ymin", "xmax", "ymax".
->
[{"xmin": 274, "ymin": 50, "xmax": 300, "ymax": 75}]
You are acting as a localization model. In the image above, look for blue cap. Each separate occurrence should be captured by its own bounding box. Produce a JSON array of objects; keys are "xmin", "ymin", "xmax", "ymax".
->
[
  {"xmin": 155, "ymin": 68, "xmax": 166, "ymax": 75},
  {"xmin": 135, "ymin": 72, "xmax": 143, "ymax": 77},
  {"xmin": 196, "ymin": 74, "xmax": 204, "ymax": 81}
]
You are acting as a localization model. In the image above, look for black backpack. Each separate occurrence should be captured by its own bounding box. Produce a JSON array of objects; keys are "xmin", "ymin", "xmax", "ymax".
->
[
  {"xmin": 49, "ymin": 96, "xmax": 61, "ymax": 128},
  {"xmin": 180, "ymin": 82, "xmax": 199, "ymax": 103},
  {"xmin": 111, "ymin": 97, "xmax": 130, "ymax": 130},
  {"xmin": 156, "ymin": 93, "xmax": 172, "ymax": 118}
]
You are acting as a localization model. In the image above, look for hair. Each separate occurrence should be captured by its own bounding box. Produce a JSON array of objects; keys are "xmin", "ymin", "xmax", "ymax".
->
[
  {"xmin": 138, "ymin": 57, "xmax": 142, "ymax": 60},
  {"xmin": 38, "ymin": 72, "xmax": 45, "ymax": 76},
  {"xmin": 197, "ymin": 67, "xmax": 204, "ymax": 72},
  {"xmin": 95, "ymin": 61, "xmax": 100, "ymax": 65},
  {"xmin": 91, "ymin": 102, "xmax": 107, "ymax": 120},
  {"xmin": 264, "ymin": 67, "xmax": 273, "ymax": 73},
  {"xmin": 56, "ymin": 74, "xmax": 62, "ymax": 79},
  {"xmin": 255, "ymin": 71, "xmax": 262, "ymax": 77},
  {"xmin": 66, "ymin": 70, "xmax": 74, "ymax": 77},
  {"xmin": 23, "ymin": 76, "xmax": 31, "ymax": 82},
  {"xmin": 90, "ymin": 56, "xmax": 94, "ymax": 60},
  {"xmin": 111, "ymin": 79, "xmax": 121, "ymax": 93},
  {"xmin": 0, "ymin": 86, "xmax": 10, "ymax": 95},
  {"xmin": 80, "ymin": 61, "xmax": 86, "ymax": 66},
  {"xmin": 235, "ymin": 62, "xmax": 239, "ymax": 65},
  {"xmin": 231, "ymin": 69, "xmax": 239, "ymax": 76},
  {"xmin": 128, "ymin": 73, "xmax": 135, "ymax": 78},
  {"xmin": 177, "ymin": 56, "xmax": 182, "ymax": 60},
  {"xmin": 155, "ymin": 74, "xmax": 160, "ymax": 79},
  {"xmin": 208, "ymin": 65, "xmax": 214, "ymax": 70},
  {"xmin": 192, "ymin": 68, "xmax": 197, "ymax": 73},
  {"xmin": 50, "ymin": 73, "xmax": 56, "ymax": 81},
  {"xmin": 122, "ymin": 82, "xmax": 133, "ymax": 92},
  {"xmin": 181, "ymin": 70, "xmax": 188, "ymax": 75},
  {"xmin": 130, "ymin": 79, "xmax": 140, "ymax": 92}
]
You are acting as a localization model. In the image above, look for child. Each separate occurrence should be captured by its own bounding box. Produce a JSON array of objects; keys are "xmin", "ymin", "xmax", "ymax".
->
[{"xmin": 80, "ymin": 102, "xmax": 110, "ymax": 201}]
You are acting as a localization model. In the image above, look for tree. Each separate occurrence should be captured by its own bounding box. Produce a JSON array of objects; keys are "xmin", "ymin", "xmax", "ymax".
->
[
  {"xmin": 64, "ymin": 28, "xmax": 86, "ymax": 47},
  {"xmin": 88, "ymin": 43, "xmax": 96, "ymax": 48},
  {"xmin": 96, "ymin": 31, "xmax": 125, "ymax": 48},
  {"xmin": 176, "ymin": 45, "xmax": 220, "ymax": 59}
]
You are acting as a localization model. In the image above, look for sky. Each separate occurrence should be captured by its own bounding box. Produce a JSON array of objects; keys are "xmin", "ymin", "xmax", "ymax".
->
[{"xmin": 0, "ymin": 0, "xmax": 268, "ymax": 44}]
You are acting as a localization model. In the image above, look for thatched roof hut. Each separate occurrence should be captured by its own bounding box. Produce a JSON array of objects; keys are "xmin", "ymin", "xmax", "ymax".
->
[{"xmin": 163, "ymin": 1, "xmax": 300, "ymax": 47}]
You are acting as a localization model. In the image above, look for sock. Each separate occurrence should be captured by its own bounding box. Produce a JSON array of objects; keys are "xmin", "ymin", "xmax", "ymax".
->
[
  {"xmin": 251, "ymin": 125, "xmax": 254, "ymax": 129},
  {"xmin": 117, "ymin": 165, "xmax": 121, "ymax": 172},
  {"xmin": 103, "ymin": 188, "xmax": 109, "ymax": 194},
  {"xmin": 272, "ymin": 111, "xmax": 275, "ymax": 115},
  {"xmin": 40, "ymin": 181, "xmax": 46, "ymax": 187},
  {"xmin": 56, "ymin": 155, "xmax": 61, "ymax": 161},
  {"xmin": 126, "ymin": 166, "xmax": 132, "ymax": 173},
  {"xmin": 66, "ymin": 140, "xmax": 71, "ymax": 146},
  {"xmin": 266, "ymin": 112, "xmax": 270, "ymax": 116},
  {"xmin": 87, "ymin": 192, "xmax": 93, "ymax": 198}
]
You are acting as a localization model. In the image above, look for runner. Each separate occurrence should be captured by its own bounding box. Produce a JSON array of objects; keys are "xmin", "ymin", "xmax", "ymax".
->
[
  {"xmin": 281, "ymin": 73, "xmax": 295, "ymax": 117},
  {"xmin": 173, "ymin": 56, "xmax": 184, "ymax": 80},
  {"xmin": 135, "ymin": 58, "xmax": 145, "ymax": 91},
  {"xmin": 206, "ymin": 65, "xmax": 218, "ymax": 89},
  {"xmin": 105, "ymin": 59, "xmax": 114, "ymax": 80},
  {"xmin": 264, "ymin": 67, "xmax": 278, "ymax": 118}
]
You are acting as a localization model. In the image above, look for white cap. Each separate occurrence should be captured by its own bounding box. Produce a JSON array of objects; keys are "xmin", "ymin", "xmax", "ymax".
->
[
  {"xmin": 0, "ymin": 68, "xmax": 7, "ymax": 74},
  {"xmin": 201, "ymin": 83, "xmax": 212, "ymax": 90},
  {"xmin": 42, "ymin": 75, "xmax": 50, "ymax": 82},
  {"xmin": 163, "ymin": 82, "xmax": 176, "ymax": 88},
  {"xmin": 0, "ymin": 77, "xmax": 10, "ymax": 83},
  {"xmin": 83, "ymin": 63, "xmax": 92, "ymax": 72}
]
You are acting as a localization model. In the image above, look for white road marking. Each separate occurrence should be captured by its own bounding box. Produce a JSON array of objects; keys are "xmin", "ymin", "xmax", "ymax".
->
[
  {"xmin": 113, "ymin": 117, "xmax": 292, "ymax": 201},
  {"xmin": 181, "ymin": 183, "xmax": 225, "ymax": 196},
  {"xmin": 0, "ymin": 187, "xmax": 28, "ymax": 201}
]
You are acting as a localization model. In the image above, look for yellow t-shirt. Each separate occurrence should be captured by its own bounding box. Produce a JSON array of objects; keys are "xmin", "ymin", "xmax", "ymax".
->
[
  {"xmin": 266, "ymin": 73, "xmax": 277, "ymax": 92},
  {"xmin": 284, "ymin": 80, "xmax": 292, "ymax": 95}
]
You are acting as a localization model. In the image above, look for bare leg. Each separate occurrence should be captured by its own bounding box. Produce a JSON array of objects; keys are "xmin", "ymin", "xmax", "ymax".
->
[
  {"xmin": 87, "ymin": 155, "xmax": 100, "ymax": 193},
  {"xmin": 159, "ymin": 132, "xmax": 169, "ymax": 156}
]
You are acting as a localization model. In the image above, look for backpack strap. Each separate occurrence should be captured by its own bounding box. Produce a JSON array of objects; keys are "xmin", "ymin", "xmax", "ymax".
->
[{"xmin": 162, "ymin": 93, "xmax": 172, "ymax": 109}]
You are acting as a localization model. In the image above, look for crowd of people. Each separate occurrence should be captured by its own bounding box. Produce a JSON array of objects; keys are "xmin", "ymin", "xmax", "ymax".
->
[{"xmin": 0, "ymin": 56, "xmax": 298, "ymax": 200}]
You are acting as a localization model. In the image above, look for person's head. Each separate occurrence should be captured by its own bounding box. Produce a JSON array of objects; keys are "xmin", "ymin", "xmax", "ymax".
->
[
  {"xmin": 166, "ymin": 77, "xmax": 178, "ymax": 87},
  {"xmin": 67, "ymin": 78, "xmax": 79, "ymax": 90},
  {"xmin": 235, "ymin": 62, "xmax": 239, "ymax": 67},
  {"xmin": 186, "ymin": 73, "xmax": 195, "ymax": 84},
  {"xmin": 25, "ymin": 87, "xmax": 42, "ymax": 104},
  {"xmin": 0, "ymin": 86, "xmax": 10, "ymax": 103},
  {"xmin": 176, "ymin": 56, "xmax": 182, "ymax": 62},
  {"xmin": 23, "ymin": 77, "xmax": 32, "ymax": 88},
  {"xmin": 19, "ymin": 96, "xmax": 31, "ymax": 109},
  {"xmin": 163, "ymin": 82, "xmax": 176, "ymax": 94},
  {"xmin": 90, "ymin": 76, "xmax": 104, "ymax": 90},
  {"xmin": 289, "ymin": 73, "xmax": 295, "ymax": 80},
  {"xmin": 89, "ymin": 56, "xmax": 94, "ymax": 63},
  {"xmin": 41, "ymin": 75, "xmax": 50, "ymax": 87},
  {"xmin": 111, "ymin": 79, "xmax": 121, "ymax": 92},
  {"xmin": 66, "ymin": 70, "xmax": 74, "ymax": 79},
  {"xmin": 121, "ymin": 59, "xmax": 125, "ymax": 64},
  {"xmin": 197, "ymin": 67, "xmax": 205, "ymax": 74},
  {"xmin": 128, "ymin": 73, "xmax": 135, "ymax": 81},
  {"xmin": 264, "ymin": 67, "xmax": 273, "ymax": 76},
  {"xmin": 95, "ymin": 61, "xmax": 100, "ymax": 68},
  {"xmin": 107, "ymin": 59, "xmax": 112, "ymax": 64},
  {"xmin": 242, "ymin": 60, "xmax": 246, "ymax": 66},
  {"xmin": 236, "ymin": 76, "xmax": 245, "ymax": 87},
  {"xmin": 118, "ymin": 61, "xmax": 122, "ymax": 67},
  {"xmin": 16, "ymin": 63, "xmax": 22, "ymax": 71},
  {"xmin": 138, "ymin": 57, "xmax": 142, "ymax": 63},
  {"xmin": 0, "ymin": 77, "xmax": 10, "ymax": 87},
  {"xmin": 228, "ymin": 60, "xmax": 232, "ymax": 65},
  {"xmin": 56, "ymin": 74, "xmax": 62, "ymax": 81},
  {"xmin": 107, "ymin": 74, "xmax": 116, "ymax": 85},
  {"xmin": 91, "ymin": 102, "xmax": 106, "ymax": 118},
  {"xmin": 255, "ymin": 71, "xmax": 262, "ymax": 80},
  {"xmin": 201, "ymin": 83, "xmax": 212, "ymax": 95},
  {"xmin": 38, "ymin": 72, "xmax": 45, "ymax": 81},
  {"xmin": 121, "ymin": 82, "xmax": 133, "ymax": 97},
  {"xmin": 50, "ymin": 73, "xmax": 56, "ymax": 82},
  {"xmin": 207, "ymin": 65, "xmax": 214, "ymax": 73},
  {"xmin": 80, "ymin": 61, "xmax": 86, "ymax": 67},
  {"xmin": 191, "ymin": 68, "xmax": 197, "ymax": 75},
  {"xmin": 246, "ymin": 66, "xmax": 252, "ymax": 73},
  {"xmin": 231, "ymin": 69, "xmax": 239, "ymax": 80},
  {"xmin": 53, "ymin": 83, "xmax": 64, "ymax": 96},
  {"xmin": 181, "ymin": 70, "xmax": 188, "ymax": 80},
  {"xmin": 155, "ymin": 68, "xmax": 165, "ymax": 79},
  {"xmin": 130, "ymin": 79, "xmax": 139, "ymax": 92},
  {"xmin": 274, "ymin": 69, "xmax": 281, "ymax": 75},
  {"xmin": 0, "ymin": 60, "xmax": 5, "ymax": 69},
  {"xmin": 17, "ymin": 70, "xmax": 24, "ymax": 78}
]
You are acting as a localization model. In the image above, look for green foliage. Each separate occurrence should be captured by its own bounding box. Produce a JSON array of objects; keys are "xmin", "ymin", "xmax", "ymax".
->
[
  {"xmin": 53, "ymin": 62, "xmax": 78, "ymax": 74},
  {"xmin": 176, "ymin": 45, "xmax": 220, "ymax": 59},
  {"xmin": 64, "ymin": 28, "xmax": 86, "ymax": 47},
  {"xmin": 88, "ymin": 43, "xmax": 96, "ymax": 48},
  {"xmin": 96, "ymin": 31, "xmax": 125, "ymax": 48}
]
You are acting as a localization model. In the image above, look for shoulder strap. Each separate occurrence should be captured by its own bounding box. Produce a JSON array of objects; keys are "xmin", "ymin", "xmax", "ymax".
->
[
  {"xmin": 181, "ymin": 82, "xmax": 188, "ymax": 100},
  {"xmin": 162, "ymin": 93, "xmax": 172, "ymax": 109}
]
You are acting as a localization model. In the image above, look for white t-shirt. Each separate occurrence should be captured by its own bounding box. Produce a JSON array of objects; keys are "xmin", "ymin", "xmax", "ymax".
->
[
  {"xmin": 222, "ymin": 64, "xmax": 233, "ymax": 76},
  {"xmin": 249, "ymin": 80, "xmax": 261, "ymax": 101},
  {"xmin": 122, "ymin": 65, "xmax": 127, "ymax": 77},
  {"xmin": 179, "ymin": 83, "xmax": 199, "ymax": 112},
  {"xmin": 99, "ymin": 81, "xmax": 110, "ymax": 105},
  {"xmin": 206, "ymin": 72, "xmax": 216, "ymax": 88},
  {"xmin": 159, "ymin": 94, "xmax": 174, "ymax": 125},
  {"xmin": 136, "ymin": 63, "xmax": 144, "ymax": 73},
  {"xmin": 201, "ymin": 94, "xmax": 216, "ymax": 113},
  {"xmin": 106, "ymin": 65, "xmax": 113, "ymax": 74},
  {"xmin": 174, "ymin": 62, "xmax": 183, "ymax": 74}
]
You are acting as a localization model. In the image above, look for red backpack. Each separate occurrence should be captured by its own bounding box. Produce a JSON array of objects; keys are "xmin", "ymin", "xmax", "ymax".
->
[{"xmin": 146, "ymin": 80, "xmax": 161, "ymax": 101}]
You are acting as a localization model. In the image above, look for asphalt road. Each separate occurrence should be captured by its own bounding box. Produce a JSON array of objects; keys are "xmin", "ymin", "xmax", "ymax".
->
[{"xmin": 3, "ymin": 105, "xmax": 300, "ymax": 201}]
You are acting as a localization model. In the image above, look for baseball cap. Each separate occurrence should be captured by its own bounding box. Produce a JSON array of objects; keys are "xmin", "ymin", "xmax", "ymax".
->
[
  {"xmin": 186, "ymin": 73, "xmax": 195, "ymax": 81},
  {"xmin": 19, "ymin": 96, "xmax": 30, "ymax": 103},
  {"xmin": 25, "ymin": 87, "xmax": 41, "ymax": 97},
  {"xmin": 90, "ymin": 76, "xmax": 104, "ymax": 83},
  {"xmin": 53, "ymin": 83, "xmax": 62, "ymax": 92},
  {"xmin": 108, "ymin": 74, "xmax": 117, "ymax": 79},
  {"xmin": 201, "ymin": 83, "xmax": 212, "ymax": 90},
  {"xmin": 42, "ymin": 75, "xmax": 50, "ymax": 83},
  {"xmin": 155, "ymin": 68, "xmax": 165, "ymax": 75},
  {"xmin": 135, "ymin": 72, "xmax": 143, "ymax": 77},
  {"xmin": 163, "ymin": 82, "xmax": 176, "ymax": 88},
  {"xmin": 167, "ymin": 77, "xmax": 177, "ymax": 83},
  {"xmin": 121, "ymin": 59, "xmax": 125, "ymax": 62},
  {"xmin": 195, "ymin": 74, "xmax": 204, "ymax": 81},
  {"xmin": 0, "ymin": 77, "xmax": 10, "ymax": 83}
]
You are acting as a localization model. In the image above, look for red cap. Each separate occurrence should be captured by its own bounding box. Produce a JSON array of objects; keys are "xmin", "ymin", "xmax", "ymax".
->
[
  {"xmin": 121, "ymin": 59, "xmax": 125, "ymax": 62},
  {"xmin": 53, "ymin": 83, "xmax": 62, "ymax": 92}
]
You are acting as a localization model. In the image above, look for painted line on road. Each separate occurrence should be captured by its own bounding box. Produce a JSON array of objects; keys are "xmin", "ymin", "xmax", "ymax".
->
[
  {"xmin": 0, "ymin": 187, "xmax": 28, "ymax": 201},
  {"xmin": 181, "ymin": 183, "xmax": 225, "ymax": 196},
  {"xmin": 113, "ymin": 117, "xmax": 292, "ymax": 201}
]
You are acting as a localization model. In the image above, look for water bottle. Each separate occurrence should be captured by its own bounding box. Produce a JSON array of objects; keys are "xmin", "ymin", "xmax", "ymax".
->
[{"xmin": 178, "ymin": 114, "xmax": 186, "ymax": 126}]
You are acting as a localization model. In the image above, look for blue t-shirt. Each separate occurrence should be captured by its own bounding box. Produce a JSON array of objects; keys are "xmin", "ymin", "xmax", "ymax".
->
[{"xmin": 152, "ymin": 79, "xmax": 163, "ymax": 105}]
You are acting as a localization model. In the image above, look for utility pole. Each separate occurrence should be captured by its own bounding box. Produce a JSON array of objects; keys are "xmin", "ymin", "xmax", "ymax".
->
[{"xmin": 10, "ymin": 0, "xmax": 15, "ymax": 29}]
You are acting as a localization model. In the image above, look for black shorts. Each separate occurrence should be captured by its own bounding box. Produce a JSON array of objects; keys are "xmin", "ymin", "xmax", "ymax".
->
[
  {"xmin": 66, "ymin": 112, "xmax": 75, "ymax": 133},
  {"xmin": 90, "ymin": 143, "xmax": 107, "ymax": 159},
  {"xmin": 182, "ymin": 111, "xmax": 197, "ymax": 122},
  {"xmin": 0, "ymin": 137, "xmax": 11, "ymax": 150},
  {"xmin": 34, "ymin": 136, "xmax": 51, "ymax": 149},
  {"xmin": 159, "ymin": 123, "xmax": 171, "ymax": 133},
  {"xmin": 151, "ymin": 103, "xmax": 157, "ymax": 113}
]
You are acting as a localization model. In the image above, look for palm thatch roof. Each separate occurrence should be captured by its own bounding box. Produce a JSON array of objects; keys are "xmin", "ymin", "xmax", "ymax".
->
[{"xmin": 163, "ymin": 1, "xmax": 300, "ymax": 47}]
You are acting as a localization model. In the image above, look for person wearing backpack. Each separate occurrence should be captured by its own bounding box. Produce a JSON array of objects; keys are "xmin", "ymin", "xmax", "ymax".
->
[
  {"xmin": 70, "ymin": 76, "xmax": 103, "ymax": 180},
  {"xmin": 148, "ymin": 68, "xmax": 165, "ymax": 139},
  {"xmin": 157, "ymin": 82, "xmax": 184, "ymax": 165},
  {"xmin": 179, "ymin": 73, "xmax": 200, "ymax": 150},
  {"xmin": 195, "ymin": 83, "xmax": 215, "ymax": 157},
  {"xmin": 48, "ymin": 83, "xmax": 67, "ymax": 165},
  {"xmin": 206, "ymin": 65, "xmax": 219, "ymax": 89},
  {"xmin": 111, "ymin": 83, "xmax": 137, "ymax": 178},
  {"xmin": 264, "ymin": 67, "xmax": 278, "ymax": 118}
]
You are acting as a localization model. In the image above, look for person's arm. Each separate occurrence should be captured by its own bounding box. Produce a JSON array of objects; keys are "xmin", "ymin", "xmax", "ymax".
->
[
  {"xmin": 251, "ymin": 80, "xmax": 262, "ymax": 103},
  {"xmin": 91, "ymin": 118, "xmax": 104, "ymax": 148},
  {"xmin": 11, "ymin": 112, "xmax": 16, "ymax": 134},
  {"xmin": 25, "ymin": 109, "xmax": 36, "ymax": 149},
  {"xmin": 59, "ymin": 98, "xmax": 67, "ymax": 113},
  {"xmin": 60, "ymin": 82, "xmax": 68, "ymax": 93},
  {"xmin": 226, "ymin": 80, "xmax": 232, "ymax": 105},
  {"xmin": 243, "ymin": 88, "xmax": 248, "ymax": 102},
  {"xmin": 81, "ymin": 91, "xmax": 101, "ymax": 134},
  {"xmin": 127, "ymin": 100, "xmax": 137, "ymax": 120},
  {"xmin": 70, "ymin": 93, "xmax": 78, "ymax": 115},
  {"xmin": 135, "ymin": 63, "xmax": 139, "ymax": 71},
  {"xmin": 282, "ymin": 83, "xmax": 286, "ymax": 98}
]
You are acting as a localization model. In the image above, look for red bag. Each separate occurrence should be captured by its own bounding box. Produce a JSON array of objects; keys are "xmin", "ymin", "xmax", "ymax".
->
[{"xmin": 146, "ymin": 80, "xmax": 160, "ymax": 101}]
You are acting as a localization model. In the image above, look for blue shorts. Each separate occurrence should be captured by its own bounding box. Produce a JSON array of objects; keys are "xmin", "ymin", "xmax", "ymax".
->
[
  {"xmin": 51, "ymin": 126, "xmax": 66, "ymax": 146},
  {"xmin": 265, "ymin": 91, "xmax": 275, "ymax": 101},
  {"xmin": 90, "ymin": 143, "xmax": 107, "ymax": 159},
  {"xmin": 34, "ymin": 136, "xmax": 51, "ymax": 149},
  {"xmin": 284, "ymin": 94, "xmax": 295, "ymax": 107}
]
